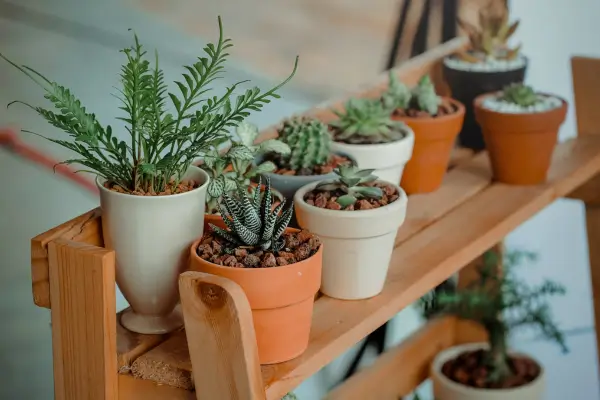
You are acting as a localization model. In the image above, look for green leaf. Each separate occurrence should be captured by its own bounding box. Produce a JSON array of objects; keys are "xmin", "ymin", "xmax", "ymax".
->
[
  {"xmin": 336, "ymin": 194, "xmax": 357, "ymax": 208},
  {"xmin": 258, "ymin": 139, "xmax": 290, "ymax": 155},
  {"xmin": 236, "ymin": 121, "xmax": 259, "ymax": 146},
  {"xmin": 207, "ymin": 175, "xmax": 225, "ymax": 198},
  {"xmin": 227, "ymin": 145, "xmax": 255, "ymax": 161},
  {"xmin": 253, "ymin": 161, "xmax": 277, "ymax": 174},
  {"xmin": 352, "ymin": 186, "xmax": 383, "ymax": 198}
]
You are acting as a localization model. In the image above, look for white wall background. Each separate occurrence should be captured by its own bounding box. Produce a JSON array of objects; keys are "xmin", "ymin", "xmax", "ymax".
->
[{"xmin": 1, "ymin": 0, "xmax": 599, "ymax": 399}]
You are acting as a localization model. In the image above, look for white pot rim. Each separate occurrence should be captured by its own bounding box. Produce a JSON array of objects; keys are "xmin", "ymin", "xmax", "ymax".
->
[
  {"xmin": 96, "ymin": 165, "xmax": 210, "ymax": 200},
  {"xmin": 432, "ymin": 342, "xmax": 545, "ymax": 394},
  {"xmin": 331, "ymin": 127, "xmax": 414, "ymax": 151},
  {"xmin": 294, "ymin": 178, "xmax": 407, "ymax": 219}
]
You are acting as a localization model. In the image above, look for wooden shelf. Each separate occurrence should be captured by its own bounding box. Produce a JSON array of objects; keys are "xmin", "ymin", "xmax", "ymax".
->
[{"xmin": 29, "ymin": 40, "xmax": 600, "ymax": 399}]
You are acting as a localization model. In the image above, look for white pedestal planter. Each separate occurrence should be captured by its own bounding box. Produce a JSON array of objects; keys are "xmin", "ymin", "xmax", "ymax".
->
[
  {"xmin": 294, "ymin": 180, "xmax": 408, "ymax": 299},
  {"xmin": 330, "ymin": 129, "xmax": 414, "ymax": 185},
  {"xmin": 97, "ymin": 166, "xmax": 209, "ymax": 334},
  {"xmin": 431, "ymin": 343, "xmax": 545, "ymax": 400}
]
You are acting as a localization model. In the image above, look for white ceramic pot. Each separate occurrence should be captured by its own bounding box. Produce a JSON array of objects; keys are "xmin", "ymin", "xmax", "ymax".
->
[
  {"xmin": 329, "ymin": 129, "xmax": 414, "ymax": 185},
  {"xmin": 431, "ymin": 343, "xmax": 545, "ymax": 400},
  {"xmin": 97, "ymin": 166, "xmax": 209, "ymax": 334},
  {"xmin": 294, "ymin": 180, "xmax": 408, "ymax": 299}
]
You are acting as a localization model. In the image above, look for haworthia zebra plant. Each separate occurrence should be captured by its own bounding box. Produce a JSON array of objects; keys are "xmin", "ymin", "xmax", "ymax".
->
[
  {"xmin": 209, "ymin": 176, "xmax": 293, "ymax": 251},
  {"xmin": 202, "ymin": 121, "xmax": 290, "ymax": 213}
]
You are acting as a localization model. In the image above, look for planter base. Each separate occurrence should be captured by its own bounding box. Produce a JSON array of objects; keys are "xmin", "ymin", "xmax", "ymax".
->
[{"xmin": 120, "ymin": 305, "xmax": 183, "ymax": 334}]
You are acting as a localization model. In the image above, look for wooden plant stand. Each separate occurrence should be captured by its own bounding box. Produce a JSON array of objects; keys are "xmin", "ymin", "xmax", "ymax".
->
[{"xmin": 30, "ymin": 38, "xmax": 600, "ymax": 399}]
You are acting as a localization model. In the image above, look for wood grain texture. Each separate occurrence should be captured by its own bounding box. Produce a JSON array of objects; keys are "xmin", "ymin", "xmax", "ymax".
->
[
  {"xmin": 571, "ymin": 56, "xmax": 600, "ymax": 136},
  {"xmin": 48, "ymin": 239, "xmax": 117, "ymax": 400},
  {"xmin": 31, "ymin": 207, "xmax": 103, "ymax": 308},
  {"xmin": 119, "ymin": 374, "xmax": 195, "ymax": 400},
  {"xmin": 179, "ymin": 272, "xmax": 265, "ymax": 400},
  {"xmin": 326, "ymin": 317, "xmax": 457, "ymax": 400},
  {"xmin": 585, "ymin": 205, "xmax": 600, "ymax": 380},
  {"xmin": 129, "ymin": 135, "xmax": 600, "ymax": 399}
]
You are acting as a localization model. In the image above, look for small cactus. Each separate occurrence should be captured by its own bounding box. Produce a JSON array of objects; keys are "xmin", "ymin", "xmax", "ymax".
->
[
  {"xmin": 411, "ymin": 75, "xmax": 442, "ymax": 116},
  {"xmin": 500, "ymin": 83, "xmax": 540, "ymax": 107},
  {"xmin": 315, "ymin": 165, "xmax": 382, "ymax": 208},
  {"xmin": 331, "ymin": 98, "xmax": 408, "ymax": 144},
  {"xmin": 277, "ymin": 117, "xmax": 332, "ymax": 171},
  {"xmin": 382, "ymin": 72, "xmax": 411, "ymax": 111}
]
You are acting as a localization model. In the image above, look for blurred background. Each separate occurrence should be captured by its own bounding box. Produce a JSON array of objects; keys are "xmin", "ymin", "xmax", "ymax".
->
[{"xmin": 1, "ymin": 0, "xmax": 599, "ymax": 398}]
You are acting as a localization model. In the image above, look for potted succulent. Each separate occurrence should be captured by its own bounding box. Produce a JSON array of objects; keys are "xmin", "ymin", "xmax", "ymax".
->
[
  {"xmin": 328, "ymin": 98, "xmax": 414, "ymax": 185},
  {"xmin": 443, "ymin": 3, "xmax": 526, "ymax": 150},
  {"xmin": 3, "ymin": 17, "xmax": 298, "ymax": 334},
  {"xmin": 294, "ymin": 165, "xmax": 407, "ymax": 300},
  {"xmin": 201, "ymin": 121, "xmax": 290, "ymax": 230},
  {"xmin": 189, "ymin": 177, "xmax": 323, "ymax": 364},
  {"xmin": 422, "ymin": 249, "xmax": 568, "ymax": 400},
  {"xmin": 383, "ymin": 73, "xmax": 465, "ymax": 194},
  {"xmin": 474, "ymin": 83, "xmax": 567, "ymax": 185}
]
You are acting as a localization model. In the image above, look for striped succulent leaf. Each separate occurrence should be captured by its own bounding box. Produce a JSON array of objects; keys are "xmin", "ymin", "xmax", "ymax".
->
[{"xmin": 212, "ymin": 176, "xmax": 293, "ymax": 251}]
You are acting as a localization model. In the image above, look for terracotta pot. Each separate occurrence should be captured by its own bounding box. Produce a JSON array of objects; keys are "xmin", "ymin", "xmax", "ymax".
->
[
  {"xmin": 98, "ymin": 166, "xmax": 209, "ymax": 334},
  {"xmin": 330, "ymin": 129, "xmax": 415, "ymax": 185},
  {"xmin": 189, "ymin": 229, "xmax": 322, "ymax": 364},
  {"xmin": 443, "ymin": 57, "xmax": 528, "ymax": 150},
  {"xmin": 474, "ymin": 93, "xmax": 568, "ymax": 185},
  {"xmin": 394, "ymin": 98, "xmax": 465, "ymax": 194},
  {"xmin": 294, "ymin": 180, "xmax": 407, "ymax": 300},
  {"xmin": 431, "ymin": 343, "xmax": 545, "ymax": 400}
]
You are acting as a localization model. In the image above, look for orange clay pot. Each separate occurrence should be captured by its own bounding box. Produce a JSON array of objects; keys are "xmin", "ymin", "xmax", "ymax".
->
[
  {"xmin": 394, "ymin": 98, "xmax": 465, "ymax": 194},
  {"xmin": 189, "ymin": 229, "xmax": 323, "ymax": 364},
  {"xmin": 474, "ymin": 93, "xmax": 568, "ymax": 185}
]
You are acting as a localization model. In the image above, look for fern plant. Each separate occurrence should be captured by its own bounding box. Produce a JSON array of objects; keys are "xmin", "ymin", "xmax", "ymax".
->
[
  {"xmin": 1, "ymin": 17, "xmax": 298, "ymax": 194},
  {"xmin": 202, "ymin": 122, "xmax": 290, "ymax": 213},
  {"xmin": 420, "ymin": 249, "xmax": 567, "ymax": 384},
  {"xmin": 210, "ymin": 176, "xmax": 293, "ymax": 251},
  {"xmin": 330, "ymin": 98, "xmax": 407, "ymax": 144}
]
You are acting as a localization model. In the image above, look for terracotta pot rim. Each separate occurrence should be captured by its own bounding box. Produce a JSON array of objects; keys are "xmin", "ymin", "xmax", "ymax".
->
[
  {"xmin": 96, "ymin": 166, "xmax": 209, "ymax": 200},
  {"xmin": 394, "ymin": 97, "xmax": 466, "ymax": 124},
  {"xmin": 432, "ymin": 342, "xmax": 544, "ymax": 394},
  {"xmin": 190, "ymin": 229, "xmax": 323, "ymax": 274},
  {"xmin": 474, "ymin": 91, "xmax": 568, "ymax": 118},
  {"xmin": 294, "ymin": 179, "xmax": 407, "ymax": 218}
]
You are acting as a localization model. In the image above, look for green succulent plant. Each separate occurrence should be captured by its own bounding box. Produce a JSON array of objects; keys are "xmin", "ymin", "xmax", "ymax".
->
[
  {"xmin": 276, "ymin": 117, "xmax": 332, "ymax": 171},
  {"xmin": 456, "ymin": 4, "xmax": 521, "ymax": 63},
  {"xmin": 202, "ymin": 122, "xmax": 290, "ymax": 214},
  {"xmin": 382, "ymin": 72, "xmax": 411, "ymax": 111},
  {"xmin": 210, "ymin": 176, "xmax": 293, "ymax": 252},
  {"xmin": 411, "ymin": 75, "xmax": 442, "ymax": 116},
  {"xmin": 500, "ymin": 83, "xmax": 540, "ymax": 107},
  {"xmin": 330, "ymin": 98, "xmax": 407, "ymax": 144},
  {"xmin": 1, "ymin": 17, "xmax": 297, "ymax": 194},
  {"xmin": 315, "ymin": 165, "xmax": 383, "ymax": 208},
  {"xmin": 419, "ymin": 249, "xmax": 567, "ymax": 385},
  {"xmin": 282, "ymin": 393, "xmax": 298, "ymax": 400}
]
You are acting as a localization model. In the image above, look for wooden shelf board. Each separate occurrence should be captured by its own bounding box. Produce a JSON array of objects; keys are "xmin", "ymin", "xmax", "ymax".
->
[{"xmin": 126, "ymin": 135, "xmax": 600, "ymax": 399}]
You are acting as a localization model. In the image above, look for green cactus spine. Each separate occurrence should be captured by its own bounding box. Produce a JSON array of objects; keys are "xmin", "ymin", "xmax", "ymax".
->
[{"xmin": 278, "ymin": 117, "xmax": 332, "ymax": 171}]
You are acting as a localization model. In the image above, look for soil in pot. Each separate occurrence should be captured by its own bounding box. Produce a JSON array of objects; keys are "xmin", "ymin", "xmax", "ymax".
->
[
  {"xmin": 303, "ymin": 181, "xmax": 400, "ymax": 211},
  {"xmin": 474, "ymin": 91, "xmax": 567, "ymax": 185},
  {"xmin": 192, "ymin": 228, "xmax": 322, "ymax": 364},
  {"xmin": 441, "ymin": 348, "xmax": 541, "ymax": 390},
  {"xmin": 196, "ymin": 229, "xmax": 321, "ymax": 268},
  {"xmin": 393, "ymin": 97, "xmax": 465, "ymax": 194},
  {"xmin": 104, "ymin": 178, "xmax": 198, "ymax": 195},
  {"xmin": 443, "ymin": 56, "xmax": 527, "ymax": 151},
  {"xmin": 268, "ymin": 153, "xmax": 352, "ymax": 176}
]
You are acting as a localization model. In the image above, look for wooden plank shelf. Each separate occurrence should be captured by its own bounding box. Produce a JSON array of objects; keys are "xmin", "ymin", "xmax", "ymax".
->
[{"xmin": 29, "ymin": 38, "xmax": 600, "ymax": 399}]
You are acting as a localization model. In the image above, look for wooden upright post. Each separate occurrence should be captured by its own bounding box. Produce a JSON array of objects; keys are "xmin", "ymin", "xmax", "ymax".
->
[
  {"xmin": 48, "ymin": 239, "xmax": 118, "ymax": 400},
  {"xmin": 571, "ymin": 56, "xmax": 600, "ymax": 378},
  {"xmin": 179, "ymin": 272, "xmax": 265, "ymax": 400}
]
